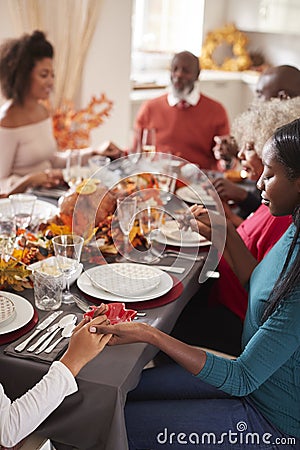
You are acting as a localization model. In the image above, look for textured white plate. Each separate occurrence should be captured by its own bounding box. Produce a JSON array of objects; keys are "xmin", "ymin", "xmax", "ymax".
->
[
  {"xmin": 88, "ymin": 263, "xmax": 161, "ymax": 297},
  {"xmin": 0, "ymin": 198, "xmax": 58, "ymax": 220},
  {"xmin": 28, "ymin": 256, "xmax": 83, "ymax": 286},
  {"xmin": 176, "ymin": 185, "xmax": 216, "ymax": 206},
  {"xmin": 0, "ymin": 292, "xmax": 34, "ymax": 335},
  {"xmin": 0, "ymin": 295, "xmax": 16, "ymax": 328},
  {"xmin": 153, "ymin": 229, "xmax": 211, "ymax": 248},
  {"xmin": 77, "ymin": 266, "xmax": 173, "ymax": 302}
]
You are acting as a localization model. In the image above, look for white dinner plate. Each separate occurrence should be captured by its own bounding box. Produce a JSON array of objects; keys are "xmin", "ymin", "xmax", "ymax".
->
[
  {"xmin": 0, "ymin": 198, "xmax": 58, "ymax": 220},
  {"xmin": 0, "ymin": 292, "xmax": 34, "ymax": 335},
  {"xmin": 77, "ymin": 266, "xmax": 173, "ymax": 302},
  {"xmin": 176, "ymin": 185, "xmax": 216, "ymax": 206},
  {"xmin": 88, "ymin": 263, "xmax": 162, "ymax": 298},
  {"xmin": 152, "ymin": 226, "xmax": 211, "ymax": 248}
]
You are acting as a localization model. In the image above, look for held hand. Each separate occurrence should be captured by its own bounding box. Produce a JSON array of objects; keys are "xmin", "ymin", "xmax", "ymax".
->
[
  {"xmin": 95, "ymin": 140, "xmax": 124, "ymax": 160},
  {"xmin": 213, "ymin": 135, "xmax": 238, "ymax": 161},
  {"xmin": 60, "ymin": 315, "xmax": 112, "ymax": 376},
  {"xmin": 90, "ymin": 321, "xmax": 150, "ymax": 346},
  {"xmin": 213, "ymin": 178, "xmax": 247, "ymax": 203}
]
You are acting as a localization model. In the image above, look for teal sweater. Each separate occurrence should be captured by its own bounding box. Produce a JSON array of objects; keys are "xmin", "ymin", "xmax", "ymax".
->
[{"xmin": 197, "ymin": 224, "xmax": 300, "ymax": 438}]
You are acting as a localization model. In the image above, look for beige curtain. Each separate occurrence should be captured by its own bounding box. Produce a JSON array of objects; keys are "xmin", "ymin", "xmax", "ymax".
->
[{"xmin": 8, "ymin": 0, "xmax": 102, "ymax": 107}]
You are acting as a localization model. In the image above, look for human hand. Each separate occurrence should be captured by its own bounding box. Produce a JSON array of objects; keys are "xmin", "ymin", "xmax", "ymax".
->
[
  {"xmin": 213, "ymin": 135, "xmax": 238, "ymax": 162},
  {"xmin": 30, "ymin": 169, "xmax": 63, "ymax": 188},
  {"xmin": 89, "ymin": 321, "xmax": 151, "ymax": 346},
  {"xmin": 95, "ymin": 140, "xmax": 124, "ymax": 160},
  {"xmin": 60, "ymin": 314, "xmax": 112, "ymax": 376},
  {"xmin": 213, "ymin": 178, "xmax": 247, "ymax": 203}
]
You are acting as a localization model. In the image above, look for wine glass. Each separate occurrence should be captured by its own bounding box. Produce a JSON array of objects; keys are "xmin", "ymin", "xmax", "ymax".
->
[
  {"xmin": 141, "ymin": 128, "xmax": 156, "ymax": 162},
  {"xmin": 9, "ymin": 194, "xmax": 36, "ymax": 231},
  {"xmin": 137, "ymin": 205, "xmax": 163, "ymax": 263},
  {"xmin": 116, "ymin": 197, "xmax": 137, "ymax": 261},
  {"xmin": 52, "ymin": 234, "xmax": 84, "ymax": 304},
  {"xmin": 63, "ymin": 149, "xmax": 83, "ymax": 188}
]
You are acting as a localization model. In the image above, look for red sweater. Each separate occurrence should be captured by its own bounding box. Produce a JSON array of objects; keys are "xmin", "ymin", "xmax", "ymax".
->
[{"xmin": 135, "ymin": 93, "xmax": 230, "ymax": 170}]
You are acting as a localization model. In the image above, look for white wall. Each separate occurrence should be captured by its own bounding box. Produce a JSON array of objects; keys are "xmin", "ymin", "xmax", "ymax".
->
[{"xmin": 81, "ymin": 0, "xmax": 133, "ymax": 149}]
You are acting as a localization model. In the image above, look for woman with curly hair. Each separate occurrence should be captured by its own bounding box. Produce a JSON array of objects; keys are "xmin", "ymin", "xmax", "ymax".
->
[{"xmin": 0, "ymin": 30, "xmax": 102, "ymax": 196}]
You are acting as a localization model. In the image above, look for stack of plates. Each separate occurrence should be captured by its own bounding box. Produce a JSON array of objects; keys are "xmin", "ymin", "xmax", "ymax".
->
[
  {"xmin": 0, "ymin": 293, "xmax": 34, "ymax": 336},
  {"xmin": 77, "ymin": 263, "xmax": 173, "ymax": 302}
]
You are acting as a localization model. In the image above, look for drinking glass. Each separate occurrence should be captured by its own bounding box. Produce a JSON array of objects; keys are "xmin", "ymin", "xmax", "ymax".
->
[
  {"xmin": 116, "ymin": 197, "xmax": 137, "ymax": 261},
  {"xmin": 9, "ymin": 194, "xmax": 36, "ymax": 230},
  {"xmin": 137, "ymin": 205, "xmax": 163, "ymax": 263},
  {"xmin": 141, "ymin": 128, "xmax": 156, "ymax": 162},
  {"xmin": 63, "ymin": 150, "xmax": 83, "ymax": 187},
  {"xmin": 0, "ymin": 214, "xmax": 16, "ymax": 261},
  {"xmin": 52, "ymin": 234, "xmax": 84, "ymax": 304},
  {"xmin": 156, "ymin": 172, "xmax": 177, "ymax": 204}
]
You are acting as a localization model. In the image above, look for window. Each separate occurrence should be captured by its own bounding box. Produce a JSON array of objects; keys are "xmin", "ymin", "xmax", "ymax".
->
[{"xmin": 131, "ymin": 0, "xmax": 204, "ymax": 82}]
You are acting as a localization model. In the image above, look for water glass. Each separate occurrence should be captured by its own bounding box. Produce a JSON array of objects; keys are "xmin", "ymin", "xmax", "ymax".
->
[
  {"xmin": 9, "ymin": 194, "xmax": 36, "ymax": 230},
  {"xmin": 52, "ymin": 234, "xmax": 84, "ymax": 304},
  {"xmin": 0, "ymin": 215, "xmax": 16, "ymax": 260},
  {"xmin": 33, "ymin": 269, "xmax": 63, "ymax": 311}
]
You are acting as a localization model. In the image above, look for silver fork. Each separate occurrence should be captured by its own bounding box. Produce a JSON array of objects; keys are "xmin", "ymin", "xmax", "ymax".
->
[{"xmin": 150, "ymin": 247, "xmax": 204, "ymax": 262}]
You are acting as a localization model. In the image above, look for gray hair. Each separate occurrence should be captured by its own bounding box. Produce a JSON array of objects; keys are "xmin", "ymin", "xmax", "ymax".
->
[{"xmin": 232, "ymin": 96, "xmax": 300, "ymax": 157}]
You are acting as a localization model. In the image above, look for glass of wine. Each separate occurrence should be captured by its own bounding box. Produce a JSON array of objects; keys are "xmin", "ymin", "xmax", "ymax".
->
[
  {"xmin": 52, "ymin": 234, "xmax": 84, "ymax": 304},
  {"xmin": 141, "ymin": 128, "xmax": 156, "ymax": 162},
  {"xmin": 116, "ymin": 197, "xmax": 137, "ymax": 261},
  {"xmin": 137, "ymin": 205, "xmax": 163, "ymax": 263}
]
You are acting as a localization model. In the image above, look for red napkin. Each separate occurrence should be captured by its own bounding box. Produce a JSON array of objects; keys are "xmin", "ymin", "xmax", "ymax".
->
[
  {"xmin": 0, "ymin": 309, "xmax": 39, "ymax": 346},
  {"xmin": 80, "ymin": 276, "xmax": 183, "ymax": 311}
]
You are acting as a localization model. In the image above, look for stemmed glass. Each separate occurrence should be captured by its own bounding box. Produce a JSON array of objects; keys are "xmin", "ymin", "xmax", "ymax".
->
[
  {"xmin": 63, "ymin": 150, "xmax": 83, "ymax": 188},
  {"xmin": 9, "ymin": 194, "xmax": 36, "ymax": 231},
  {"xmin": 116, "ymin": 197, "xmax": 137, "ymax": 261},
  {"xmin": 52, "ymin": 234, "xmax": 84, "ymax": 304},
  {"xmin": 137, "ymin": 205, "xmax": 163, "ymax": 263},
  {"xmin": 141, "ymin": 128, "xmax": 156, "ymax": 162}
]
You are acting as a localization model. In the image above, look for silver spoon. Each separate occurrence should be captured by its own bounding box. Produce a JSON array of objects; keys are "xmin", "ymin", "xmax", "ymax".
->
[
  {"xmin": 44, "ymin": 323, "xmax": 76, "ymax": 353},
  {"xmin": 34, "ymin": 314, "xmax": 77, "ymax": 354}
]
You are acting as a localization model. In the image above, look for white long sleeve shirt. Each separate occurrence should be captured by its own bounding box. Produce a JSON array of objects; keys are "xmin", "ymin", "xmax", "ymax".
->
[{"xmin": 0, "ymin": 361, "xmax": 77, "ymax": 448}]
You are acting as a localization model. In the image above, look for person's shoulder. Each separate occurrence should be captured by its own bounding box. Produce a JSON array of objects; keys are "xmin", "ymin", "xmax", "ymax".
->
[
  {"xmin": 200, "ymin": 93, "xmax": 227, "ymax": 110},
  {"xmin": 0, "ymin": 102, "xmax": 49, "ymax": 128},
  {"xmin": 143, "ymin": 93, "xmax": 168, "ymax": 107}
]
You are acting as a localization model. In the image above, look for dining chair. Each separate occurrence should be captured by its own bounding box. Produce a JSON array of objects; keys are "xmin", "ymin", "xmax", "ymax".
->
[{"xmin": 18, "ymin": 434, "xmax": 50, "ymax": 450}]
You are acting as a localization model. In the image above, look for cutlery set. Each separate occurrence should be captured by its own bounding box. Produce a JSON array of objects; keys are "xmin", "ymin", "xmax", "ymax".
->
[{"xmin": 14, "ymin": 311, "xmax": 77, "ymax": 354}]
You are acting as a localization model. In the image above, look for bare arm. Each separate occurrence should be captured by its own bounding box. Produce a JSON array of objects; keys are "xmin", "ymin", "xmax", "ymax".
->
[{"xmin": 189, "ymin": 205, "xmax": 258, "ymax": 286}]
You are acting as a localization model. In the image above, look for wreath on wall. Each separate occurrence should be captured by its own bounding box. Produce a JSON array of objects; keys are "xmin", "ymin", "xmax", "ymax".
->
[{"xmin": 200, "ymin": 24, "xmax": 252, "ymax": 71}]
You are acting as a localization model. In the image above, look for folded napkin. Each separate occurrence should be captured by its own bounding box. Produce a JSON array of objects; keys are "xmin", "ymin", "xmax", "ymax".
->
[{"xmin": 4, "ymin": 312, "xmax": 82, "ymax": 364}]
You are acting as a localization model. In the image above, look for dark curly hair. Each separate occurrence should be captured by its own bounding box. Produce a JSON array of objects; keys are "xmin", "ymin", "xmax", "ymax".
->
[{"xmin": 0, "ymin": 30, "xmax": 54, "ymax": 104}]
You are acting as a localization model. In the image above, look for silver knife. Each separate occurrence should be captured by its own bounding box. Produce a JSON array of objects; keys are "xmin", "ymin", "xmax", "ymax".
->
[{"xmin": 14, "ymin": 310, "xmax": 63, "ymax": 352}]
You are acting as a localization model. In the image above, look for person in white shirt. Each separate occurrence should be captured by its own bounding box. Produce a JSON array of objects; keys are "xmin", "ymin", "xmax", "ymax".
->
[{"xmin": 0, "ymin": 305, "xmax": 111, "ymax": 448}]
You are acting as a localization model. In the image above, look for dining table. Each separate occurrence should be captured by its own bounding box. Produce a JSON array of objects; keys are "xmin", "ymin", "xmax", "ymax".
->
[{"xmin": 0, "ymin": 188, "xmax": 215, "ymax": 450}]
